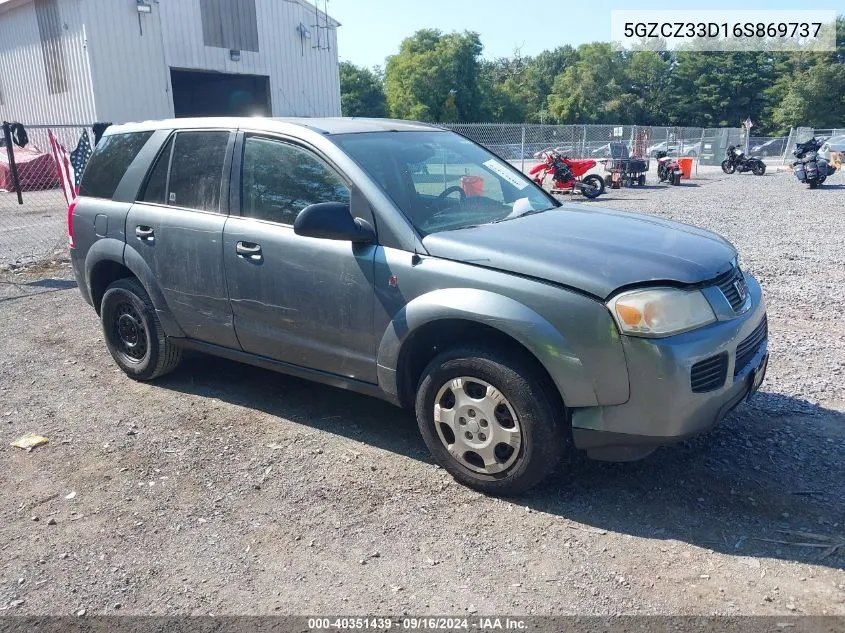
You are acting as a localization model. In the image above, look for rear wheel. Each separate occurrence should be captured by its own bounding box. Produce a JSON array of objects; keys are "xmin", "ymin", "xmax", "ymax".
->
[
  {"xmin": 414, "ymin": 347, "xmax": 566, "ymax": 496},
  {"xmin": 580, "ymin": 175, "xmax": 604, "ymax": 199},
  {"xmin": 100, "ymin": 278, "xmax": 182, "ymax": 381},
  {"xmin": 721, "ymin": 160, "xmax": 735, "ymax": 174}
]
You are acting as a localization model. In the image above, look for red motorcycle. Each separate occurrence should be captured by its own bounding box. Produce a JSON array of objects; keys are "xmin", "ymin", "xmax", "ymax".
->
[{"xmin": 529, "ymin": 147, "xmax": 604, "ymax": 199}]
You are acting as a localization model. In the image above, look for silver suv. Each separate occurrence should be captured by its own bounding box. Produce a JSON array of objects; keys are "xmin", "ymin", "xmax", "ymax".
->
[{"xmin": 70, "ymin": 118, "xmax": 768, "ymax": 495}]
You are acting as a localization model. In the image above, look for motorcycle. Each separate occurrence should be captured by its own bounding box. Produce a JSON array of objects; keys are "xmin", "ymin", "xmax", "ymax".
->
[
  {"xmin": 792, "ymin": 137, "xmax": 837, "ymax": 188},
  {"xmin": 529, "ymin": 148, "xmax": 604, "ymax": 199},
  {"xmin": 721, "ymin": 145, "xmax": 766, "ymax": 175},
  {"xmin": 656, "ymin": 150, "xmax": 683, "ymax": 186}
]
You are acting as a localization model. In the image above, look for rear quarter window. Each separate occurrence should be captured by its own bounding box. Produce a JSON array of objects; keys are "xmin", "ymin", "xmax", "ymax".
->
[{"xmin": 78, "ymin": 131, "xmax": 153, "ymax": 199}]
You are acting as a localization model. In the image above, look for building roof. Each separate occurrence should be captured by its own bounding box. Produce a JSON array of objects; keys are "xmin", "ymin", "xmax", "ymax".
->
[
  {"xmin": 0, "ymin": 0, "xmax": 340, "ymax": 25},
  {"xmin": 109, "ymin": 117, "xmax": 444, "ymax": 136},
  {"xmin": 0, "ymin": 0, "xmax": 31, "ymax": 16}
]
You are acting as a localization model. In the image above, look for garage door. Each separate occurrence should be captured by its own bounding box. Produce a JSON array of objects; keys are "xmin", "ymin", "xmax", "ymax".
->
[{"xmin": 171, "ymin": 69, "xmax": 271, "ymax": 117}]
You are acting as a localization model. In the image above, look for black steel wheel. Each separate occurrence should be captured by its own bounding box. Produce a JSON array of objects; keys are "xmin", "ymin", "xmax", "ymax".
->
[{"xmin": 100, "ymin": 277, "xmax": 181, "ymax": 381}]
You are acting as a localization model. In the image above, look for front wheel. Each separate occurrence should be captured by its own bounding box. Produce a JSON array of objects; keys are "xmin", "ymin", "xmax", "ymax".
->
[
  {"xmin": 809, "ymin": 180, "xmax": 819, "ymax": 189},
  {"xmin": 100, "ymin": 278, "xmax": 182, "ymax": 381},
  {"xmin": 672, "ymin": 173, "xmax": 682, "ymax": 186},
  {"xmin": 637, "ymin": 174, "xmax": 646, "ymax": 186},
  {"xmin": 752, "ymin": 161, "xmax": 766, "ymax": 176},
  {"xmin": 721, "ymin": 160, "xmax": 735, "ymax": 174},
  {"xmin": 580, "ymin": 174, "xmax": 604, "ymax": 199},
  {"xmin": 414, "ymin": 348, "xmax": 567, "ymax": 496}
]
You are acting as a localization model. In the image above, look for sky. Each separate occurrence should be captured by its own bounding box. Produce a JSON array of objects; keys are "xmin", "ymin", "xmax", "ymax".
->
[{"xmin": 325, "ymin": 0, "xmax": 841, "ymax": 68}]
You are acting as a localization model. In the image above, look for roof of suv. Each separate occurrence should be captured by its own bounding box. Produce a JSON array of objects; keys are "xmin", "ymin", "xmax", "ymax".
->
[{"xmin": 106, "ymin": 117, "xmax": 444, "ymax": 137}]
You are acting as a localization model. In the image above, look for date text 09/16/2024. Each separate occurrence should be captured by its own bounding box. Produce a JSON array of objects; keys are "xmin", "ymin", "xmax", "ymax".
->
[{"xmin": 307, "ymin": 617, "xmax": 528, "ymax": 630}]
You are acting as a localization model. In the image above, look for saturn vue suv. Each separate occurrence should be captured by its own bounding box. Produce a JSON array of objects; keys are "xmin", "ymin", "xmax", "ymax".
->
[{"xmin": 69, "ymin": 118, "xmax": 769, "ymax": 495}]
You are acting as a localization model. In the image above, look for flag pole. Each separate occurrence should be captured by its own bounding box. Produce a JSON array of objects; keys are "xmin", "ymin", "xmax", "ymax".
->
[{"xmin": 2, "ymin": 122, "xmax": 23, "ymax": 205}]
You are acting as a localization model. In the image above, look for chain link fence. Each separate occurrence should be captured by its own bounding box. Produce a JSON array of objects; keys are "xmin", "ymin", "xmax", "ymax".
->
[
  {"xmin": 1, "ymin": 124, "xmax": 93, "ymax": 273},
  {"xmin": 442, "ymin": 123, "xmax": 749, "ymax": 173}
]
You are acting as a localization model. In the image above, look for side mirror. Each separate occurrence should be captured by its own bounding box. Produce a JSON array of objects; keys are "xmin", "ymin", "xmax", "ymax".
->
[{"xmin": 293, "ymin": 202, "xmax": 375, "ymax": 243}]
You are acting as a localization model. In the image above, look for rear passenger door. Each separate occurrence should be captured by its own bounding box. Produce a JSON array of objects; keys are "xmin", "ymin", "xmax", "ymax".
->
[{"xmin": 126, "ymin": 129, "xmax": 239, "ymax": 348}]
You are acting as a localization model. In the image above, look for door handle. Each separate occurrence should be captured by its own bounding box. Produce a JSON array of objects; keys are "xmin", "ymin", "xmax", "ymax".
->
[
  {"xmin": 135, "ymin": 225, "xmax": 155, "ymax": 241},
  {"xmin": 236, "ymin": 241, "xmax": 263, "ymax": 261}
]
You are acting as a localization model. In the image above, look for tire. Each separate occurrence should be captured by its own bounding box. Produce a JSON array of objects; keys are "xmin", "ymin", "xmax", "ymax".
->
[
  {"xmin": 752, "ymin": 161, "xmax": 766, "ymax": 176},
  {"xmin": 604, "ymin": 175, "xmax": 613, "ymax": 188},
  {"xmin": 100, "ymin": 277, "xmax": 182, "ymax": 381},
  {"xmin": 581, "ymin": 175, "xmax": 603, "ymax": 199},
  {"xmin": 414, "ymin": 347, "xmax": 567, "ymax": 496},
  {"xmin": 809, "ymin": 180, "xmax": 819, "ymax": 189},
  {"xmin": 637, "ymin": 174, "xmax": 646, "ymax": 186},
  {"xmin": 672, "ymin": 173, "xmax": 681, "ymax": 186},
  {"xmin": 721, "ymin": 160, "xmax": 735, "ymax": 174}
]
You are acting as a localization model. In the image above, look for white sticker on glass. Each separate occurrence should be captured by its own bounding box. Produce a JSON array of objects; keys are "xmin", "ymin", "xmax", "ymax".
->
[{"xmin": 483, "ymin": 159, "xmax": 529, "ymax": 190}]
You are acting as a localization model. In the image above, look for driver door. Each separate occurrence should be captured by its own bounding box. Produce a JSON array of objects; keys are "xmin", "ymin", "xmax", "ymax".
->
[{"xmin": 223, "ymin": 134, "xmax": 378, "ymax": 383}]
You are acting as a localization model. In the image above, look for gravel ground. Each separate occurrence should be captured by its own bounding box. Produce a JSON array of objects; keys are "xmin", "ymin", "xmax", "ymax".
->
[{"xmin": 1, "ymin": 168, "xmax": 843, "ymax": 616}]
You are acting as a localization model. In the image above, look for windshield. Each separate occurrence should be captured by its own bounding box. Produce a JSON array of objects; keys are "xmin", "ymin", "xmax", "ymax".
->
[{"xmin": 331, "ymin": 130, "xmax": 559, "ymax": 235}]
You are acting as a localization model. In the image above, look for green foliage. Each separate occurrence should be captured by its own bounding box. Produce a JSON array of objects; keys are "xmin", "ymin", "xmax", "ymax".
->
[
  {"xmin": 339, "ymin": 62, "xmax": 387, "ymax": 118},
  {"xmin": 384, "ymin": 29, "xmax": 484, "ymax": 122},
  {"xmin": 342, "ymin": 18, "xmax": 845, "ymax": 130}
]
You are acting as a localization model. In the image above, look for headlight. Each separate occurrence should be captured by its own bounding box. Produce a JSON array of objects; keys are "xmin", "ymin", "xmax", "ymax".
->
[{"xmin": 607, "ymin": 287, "xmax": 716, "ymax": 337}]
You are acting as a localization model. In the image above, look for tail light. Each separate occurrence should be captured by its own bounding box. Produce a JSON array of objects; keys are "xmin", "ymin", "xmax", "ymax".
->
[{"xmin": 67, "ymin": 199, "xmax": 77, "ymax": 248}]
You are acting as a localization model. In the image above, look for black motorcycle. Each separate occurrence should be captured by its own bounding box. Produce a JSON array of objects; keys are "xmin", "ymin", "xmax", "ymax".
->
[
  {"xmin": 792, "ymin": 137, "xmax": 837, "ymax": 188},
  {"xmin": 721, "ymin": 145, "xmax": 766, "ymax": 176}
]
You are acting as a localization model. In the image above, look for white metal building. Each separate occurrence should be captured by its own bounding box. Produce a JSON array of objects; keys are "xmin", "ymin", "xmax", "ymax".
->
[{"xmin": 0, "ymin": 0, "xmax": 341, "ymax": 124}]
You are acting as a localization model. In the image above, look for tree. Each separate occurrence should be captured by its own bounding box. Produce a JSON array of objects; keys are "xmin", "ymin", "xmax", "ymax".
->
[
  {"xmin": 667, "ymin": 51, "xmax": 777, "ymax": 129},
  {"xmin": 546, "ymin": 43, "xmax": 626, "ymax": 123},
  {"xmin": 622, "ymin": 51, "xmax": 671, "ymax": 125},
  {"xmin": 772, "ymin": 62, "xmax": 845, "ymax": 130},
  {"xmin": 478, "ymin": 53, "xmax": 532, "ymax": 122},
  {"xmin": 384, "ymin": 29, "xmax": 484, "ymax": 122},
  {"xmin": 339, "ymin": 62, "xmax": 386, "ymax": 117},
  {"xmin": 523, "ymin": 46, "xmax": 577, "ymax": 121}
]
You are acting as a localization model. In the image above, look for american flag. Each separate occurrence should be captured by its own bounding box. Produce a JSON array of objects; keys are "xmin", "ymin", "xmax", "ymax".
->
[
  {"xmin": 70, "ymin": 131, "xmax": 93, "ymax": 187},
  {"xmin": 48, "ymin": 130, "xmax": 76, "ymax": 206}
]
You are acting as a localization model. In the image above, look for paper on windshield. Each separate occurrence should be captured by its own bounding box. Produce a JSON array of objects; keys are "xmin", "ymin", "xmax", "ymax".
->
[{"xmin": 483, "ymin": 159, "xmax": 529, "ymax": 190}]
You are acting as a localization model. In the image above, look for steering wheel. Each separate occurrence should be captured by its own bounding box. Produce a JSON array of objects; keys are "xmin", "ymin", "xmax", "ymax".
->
[{"xmin": 438, "ymin": 185, "xmax": 466, "ymax": 202}]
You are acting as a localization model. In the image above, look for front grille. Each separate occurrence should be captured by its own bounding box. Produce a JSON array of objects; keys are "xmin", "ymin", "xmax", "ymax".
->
[
  {"xmin": 691, "ymin": 353, "xmax": 728, "ymax": 393},
  {"xmin": 734, "ymin": 315, "xmax": 768, "ymax": 376},
  {"xmin": 712, "ymin": 267, "xmax": 747, "ymax": 312}
]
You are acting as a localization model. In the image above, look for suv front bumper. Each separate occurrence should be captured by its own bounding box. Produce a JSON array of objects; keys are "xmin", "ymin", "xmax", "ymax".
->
[{"xmin": 571, "ymin": 273, "xmax": 768, "ymax": 461}]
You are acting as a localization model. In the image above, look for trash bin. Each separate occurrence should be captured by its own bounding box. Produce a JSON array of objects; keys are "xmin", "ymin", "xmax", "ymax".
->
[
  {"xmin": 678, "ymin": 157, "xmax": 693, "ymax": 179},
  {"xmin": 460, "ymin": 175, "xmax": 484, "ymax": 197}
]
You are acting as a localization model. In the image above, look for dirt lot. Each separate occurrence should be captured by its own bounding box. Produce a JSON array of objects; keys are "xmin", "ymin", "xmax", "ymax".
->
[{"xmin": 1, "ymin": 169, "xmax": 844, "ymax": 616}]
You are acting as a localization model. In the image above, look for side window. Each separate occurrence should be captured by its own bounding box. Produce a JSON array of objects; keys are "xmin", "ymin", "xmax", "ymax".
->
[
  {"xmin": 78, "ymin": 131, "xmax": 153, "ymax": 199},
  {"xmin": 167, "ymin": 131, "xmax": 230, "ymax": 212},
  {"xmin": 140, "ymin": 135, "xmax": 173, "ymax": 204},
  {"xmin": 241, "ymin": 136, "xmax": 350, "ymax": 225}
]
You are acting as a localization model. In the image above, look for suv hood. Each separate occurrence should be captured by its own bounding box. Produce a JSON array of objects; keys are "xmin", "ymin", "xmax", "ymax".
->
[{"xmin": 421, "ymin": 205, "xmax": 737, "ymax": 298}]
